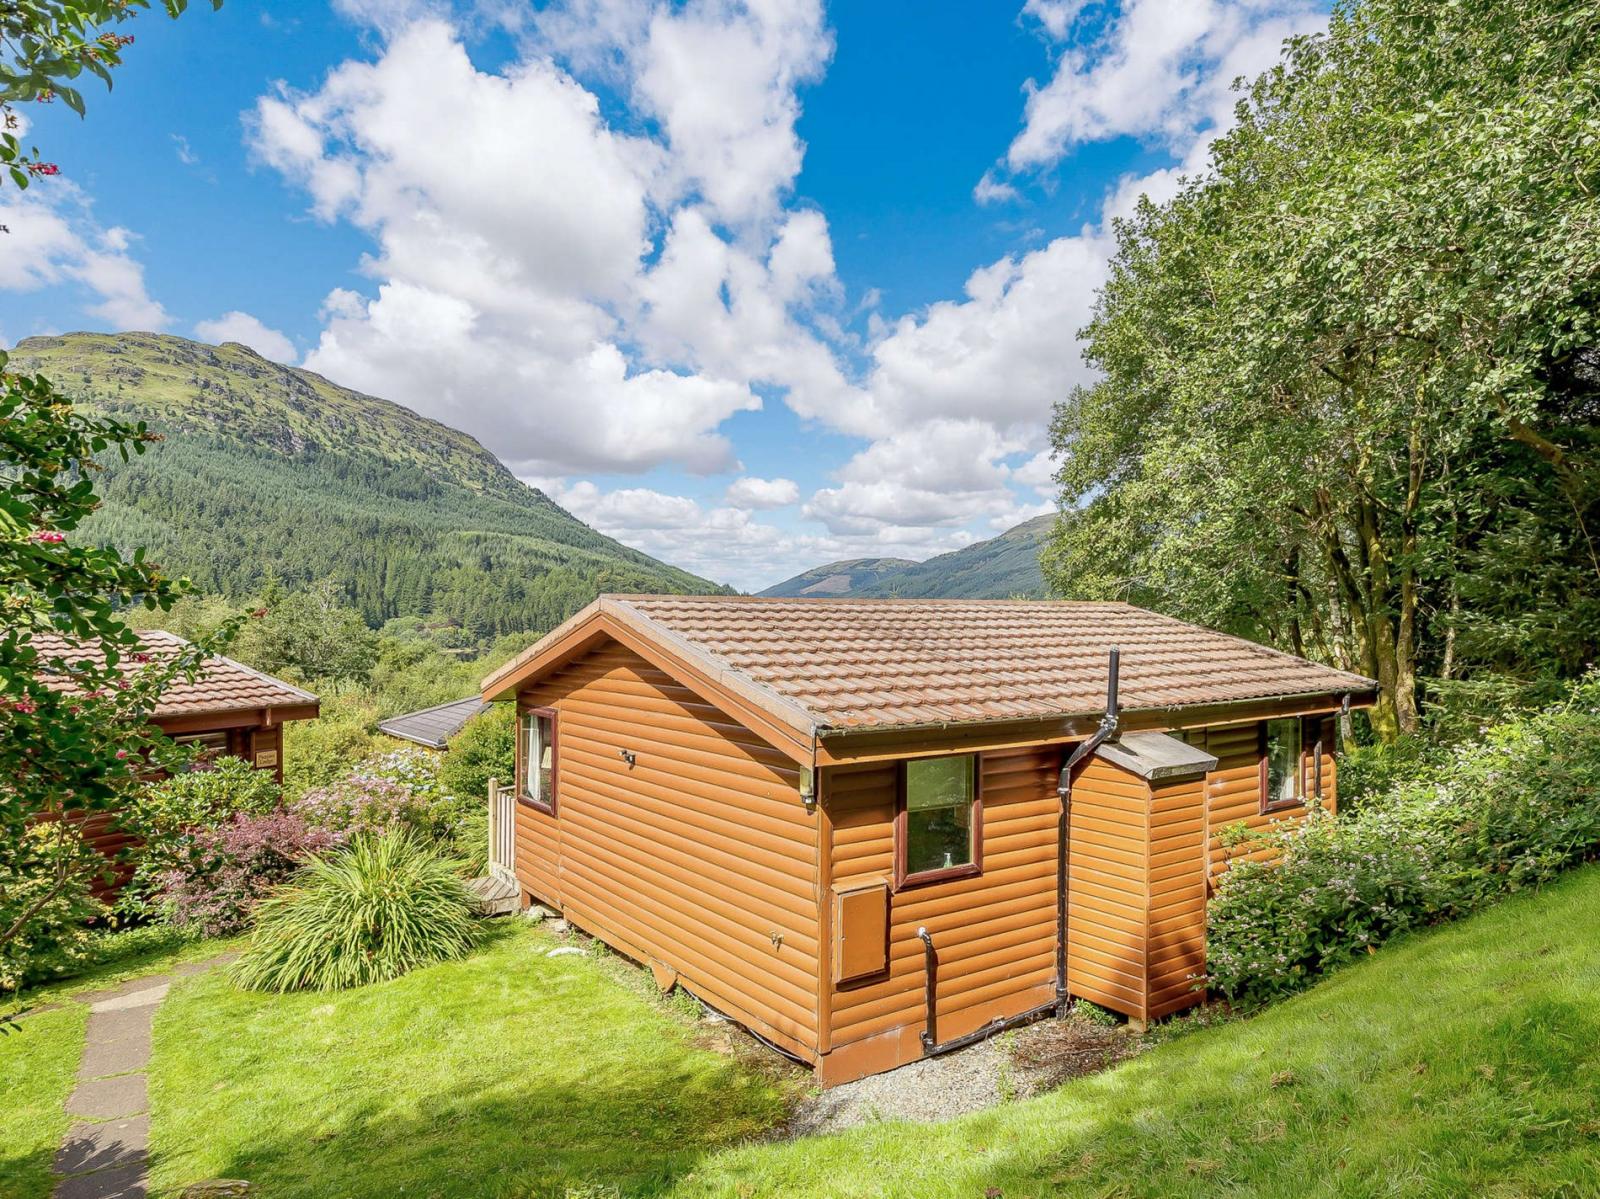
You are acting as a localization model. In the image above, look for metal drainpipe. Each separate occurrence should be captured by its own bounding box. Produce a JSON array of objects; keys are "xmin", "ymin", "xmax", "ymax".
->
[{"xmin": 1054, "ymin": 647, "xmax": 1122, "ymax": 1014}]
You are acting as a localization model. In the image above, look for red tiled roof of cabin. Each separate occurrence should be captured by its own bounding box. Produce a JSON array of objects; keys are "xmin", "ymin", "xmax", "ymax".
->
[
  {"xmin": 484, "ymin": 595, "xmax": 1377, "ymax": 734},
  {"xmin": 29, "ymin": 630, "xmax": 318, "ymax": 719}
]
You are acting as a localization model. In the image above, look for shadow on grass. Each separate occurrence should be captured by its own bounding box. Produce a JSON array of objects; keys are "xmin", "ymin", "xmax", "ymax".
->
[
  {"xmin": 146, "ymin": 922, "xmax": 796, "ymax": 1199},
  {"xmin": 675, "ymin": 869, "xmax": 1600, "ymax": 1199}
]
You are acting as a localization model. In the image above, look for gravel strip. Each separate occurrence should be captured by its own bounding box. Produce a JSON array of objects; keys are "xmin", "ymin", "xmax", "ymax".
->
[{"xmin": 784, "ymin": 1011, "xmax": 1144, "ymax": 1137}]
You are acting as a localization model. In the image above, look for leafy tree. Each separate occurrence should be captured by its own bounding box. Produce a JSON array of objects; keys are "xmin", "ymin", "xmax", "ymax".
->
[
  {"xmin": 0, "ymin": 365, "xmax": 228, "ymax": 960},
  {"xmin": 1046, "ymin": 0, "xmax": 1600, "ymax": 739},
  {"xmin": 438, "ymin": 703, "xmax": 514, "ymax": 808},
  {"xmin": 234, "ymin": 578, "xmax": 379, "ymax": 685},
  {"xmin": 1, "ymin": 0, "xmax": 222, "ymax": 970}
]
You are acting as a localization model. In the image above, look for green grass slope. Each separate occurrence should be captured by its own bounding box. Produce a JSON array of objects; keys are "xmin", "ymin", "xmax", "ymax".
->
[
  {"xmin": 760, "ymin": 513, "xmax": 1055, "ymax": 600},
  {"xmin": 680, "ymin": 865, "xmax": 1600, "ymax": 1198},
  {"xmin": 8, "ymin": 333, "xmax": 726, "ymax": 638}
]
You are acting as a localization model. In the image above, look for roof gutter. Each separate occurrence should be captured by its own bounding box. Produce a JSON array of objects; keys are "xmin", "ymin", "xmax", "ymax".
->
[
  {"xmin": 1054, "ymin": 647, "xmax": 1121, "ymax": 1012},
  {"xmin": 814, "ymin": 681, "xmax": 1378, "ymax": 747}
]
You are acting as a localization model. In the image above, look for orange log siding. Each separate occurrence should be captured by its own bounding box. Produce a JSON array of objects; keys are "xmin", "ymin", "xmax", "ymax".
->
[
  {"xmin": 515, "ymin": 641, "xmax": 820, "ymax": 1060},
  {"xmin": 505, "ymin": 630, "xmax": 1345, "ymax": 1083},
  {"xmin": 1190, "ymin": 717, "xmax": 1337, "ymax": 883},
  {"xmin": 816, "ymin": 746, "xmax": 1060, "ymax": 1082}
]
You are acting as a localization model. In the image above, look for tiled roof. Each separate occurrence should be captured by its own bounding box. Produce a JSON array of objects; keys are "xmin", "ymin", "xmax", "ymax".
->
[
  {"xmin": 378, "ymin": 697, "xmax": 489, "ymax": 749},
  {"xmin": 581, "ymin": 596, "xmax": 1375, "ymax": 733},
  {"xmin": 29, "ymin": 630, "xmax": 318, "ymax": 719}
]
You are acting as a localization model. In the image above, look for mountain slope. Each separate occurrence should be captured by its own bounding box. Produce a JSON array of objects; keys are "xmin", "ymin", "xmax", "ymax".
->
[
  {"xmin": 760, "ymin": 512, "xmax": 1056, "ymax": 600},
  {"xmin": 757, "ymin": 557, "xmax": 918, "ymax": 598},
  {"xmin": 10, "ymin": 333, "xmax": 725, "ymax": 638}
]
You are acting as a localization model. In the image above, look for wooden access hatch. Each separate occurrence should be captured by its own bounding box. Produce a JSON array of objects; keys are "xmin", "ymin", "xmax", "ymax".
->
[{"xmin": 832, "ymin": 881, "xmax": 889, "ymax": 984}]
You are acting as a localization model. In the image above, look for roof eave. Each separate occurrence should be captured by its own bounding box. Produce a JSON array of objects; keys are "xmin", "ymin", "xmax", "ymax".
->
[{"xmin": 815, "ymin": 683, "xmax": 1380, "ymax": 745}]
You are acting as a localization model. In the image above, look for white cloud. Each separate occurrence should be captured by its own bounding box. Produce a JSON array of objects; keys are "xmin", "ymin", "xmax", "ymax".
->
[
  {"xmin": 1005, "ymin": 0, "xmax": 1322, "ymax": 172},
  {"xmin": 0, "ymin": 185, "xmax": 169, "ymax": 331},
  {"xmin": 234, "ymin": 0, "xmax": 1320, "ymax": 582},
  {"xmin": 725, "ymin": 476, "xmax": 799, "ymax": 508},
  {"xmin": 973, "ymin": 170, "xmax": 1020, "ymax": 206},
  {"xmin": 250, "ymin": 8, "xmax": 843, "ymax": 478},
  {"xmin": 1021, "ymin": 0, "xmax": 1089, "ymax": 40},
  {"xmin": 194, "ymin": 310, "xmax": 297, "ymax": 362},
  {"xmin": 544, "ymin": 475, "xmax": 982, "ymax": 592}
]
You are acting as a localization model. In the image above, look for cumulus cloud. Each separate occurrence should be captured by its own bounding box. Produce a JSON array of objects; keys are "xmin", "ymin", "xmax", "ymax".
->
[
  {"xmin": 1021, "ymin": 0, "xmax": 1090, "ymax": 41},
  {"xmin": 544, "ymin": 475, "xmax": 982, "ymax": 592},
  {"xmin": 237, "ymin": 0, "xmax": 1322, "ymax": 580},
  {"xmin": 1005, "ymin": 0, "xmax": 1322, "ymax": 172},
  {"xmin": 250, "ymin": 6, "xmax": 845, "ymax": 477},
  {"xmin": 194, "ymin": 310, "xmax": 297, "ymax": 362},
  {"xmin": 0, "ymin": 186, "xmax": 169, "ymax": 331},
  {"xmin": 725, "ymin": 476, "xmax": 800, "ymax": 508}
]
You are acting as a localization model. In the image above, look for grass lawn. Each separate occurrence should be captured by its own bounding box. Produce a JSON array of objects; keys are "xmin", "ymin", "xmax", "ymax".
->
[
  {"xmin": 146, "ymin": 921, "xmax": 799, "ymax": 1198},
  {"xmin": 1, "ymin": 929, "xmax": 238, "ymax": 1199},
  {"xmin": 10, "ymin": 868, "xmax": 1600, "ymax": 1198},
  {"xmin": 673, "ymin": 865, "xmax": 1600, "ymax": 1199},
  {"xmin": 0, "ymin": 1004, "xmax": 88, "ymax": 1199}
]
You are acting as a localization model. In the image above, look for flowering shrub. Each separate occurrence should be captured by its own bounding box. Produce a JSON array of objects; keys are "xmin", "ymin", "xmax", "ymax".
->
[
  {"xmin": 293, "ymin": 748, "xmax": 482, "ymax": 870},
  {"xmin": 1207, "ymin": 674, "xmax": 1600, "ymax": 1005},
  {"xmin": 119, "ymin": 757, "xmax": 283, "ymax": 918},
  {"xmin": 156, "ymin": 810, "xmax": 341, "ymax": 937}
]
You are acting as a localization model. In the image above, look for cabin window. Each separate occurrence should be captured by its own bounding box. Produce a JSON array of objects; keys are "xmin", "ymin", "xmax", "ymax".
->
[
  {"xmin": 1261, "ymin": 718, "xmax": 1304, "ymax": 811},
  {"xmin": 520, "ymin": 708, "xmax": 557, "ymax": 813},
  {"xmin": 173, "ymin": 730, "xmax": 230, "ymax": 770},
  {"xmin": 896, "ymin": 754, "xmax": 981, "ymax": 886}
]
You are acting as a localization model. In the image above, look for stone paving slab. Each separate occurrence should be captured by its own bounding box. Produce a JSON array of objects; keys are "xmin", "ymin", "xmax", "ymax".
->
[
  {"xmin": 55, "ymin": 957, "xmax": 232, "ymax": 1199},
  {"xmin": 72, "ymin": 976, "xmax": 171, "ymax": 1007},
  {"xmin": 85, "ymin": 1006, "xmax": 155, "ymax": 1044},
  {"xmin": 65, "ymin": 1072, "xmax": 148, "ymax": 1120},
  {"xmin": 88, "ymin": 984, "xmax": 169, "ymax": 1014},
  {"xmin": 53, "ymin": 1116, "xmax": 149, "ymax": 1176},
  {"xmin": 77, "ymin": 1030, "xmax": 153, "ymax": 1081},
  {"xmin": 51, "ymin": 1160, "xmax": 146, "ymax": 1199}
]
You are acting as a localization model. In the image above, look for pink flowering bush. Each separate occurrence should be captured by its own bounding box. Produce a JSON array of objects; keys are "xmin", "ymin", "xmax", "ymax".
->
[
  {"xmin": 1208, "ymin": 673, "xmax": 1600, "ymax": 1004},
  {"xmin": 157, "ymin": 810, "xmax": 341, "ymax": 937},
  {"xmin": 292, "ymin": 749, "xmax": 483, "ymax": 871}
]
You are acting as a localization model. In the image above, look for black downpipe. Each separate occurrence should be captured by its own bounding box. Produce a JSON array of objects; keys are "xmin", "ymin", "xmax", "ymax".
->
[
  {"xmin": 916, "ymin": 926, "xmax": 1056, "ymax": 1056},
  {"xmin": 1054, "ymin": 647, "xmax": 1121, "ymax": 1012},
  {"xmin": 917, "ymin": 928, "xmax": 938, "ymax": 1050}
]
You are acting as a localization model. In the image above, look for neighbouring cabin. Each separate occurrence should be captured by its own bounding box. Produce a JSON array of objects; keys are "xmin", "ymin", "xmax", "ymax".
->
[
  {"xmin": 482, "ymin": 595, "xmax": 1375, "ymax": 1085},
  {"xmin": 32, "ymin": 630, "xmax": 320, "ymax": 894},
  {"xmin": 378, "ymin": 696, "xmax": 490, "ymax": 750}
]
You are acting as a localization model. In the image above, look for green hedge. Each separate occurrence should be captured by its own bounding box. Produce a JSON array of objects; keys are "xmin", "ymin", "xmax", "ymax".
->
[{"xmin": 1207, "ymin": 675, "xmax": 1600, "ymax": 1005}]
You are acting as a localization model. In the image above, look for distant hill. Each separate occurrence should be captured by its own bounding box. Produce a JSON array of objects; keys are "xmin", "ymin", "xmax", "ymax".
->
[
  {"xmin": 10, "ymin": 333, "xmax": 726, "ymax": 639},
  {"xmin": 760, "ymin": 513, "xmax": 1056, "ymax": 600},
  {"xmin": 758, "ymin": 556, "xmax": 919, "ymax": 598}
]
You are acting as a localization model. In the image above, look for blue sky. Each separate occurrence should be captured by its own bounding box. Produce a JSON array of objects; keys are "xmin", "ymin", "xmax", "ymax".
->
[{"xmin": 1, "ymin": 0, "xmax": 1327, "ymax": 591}]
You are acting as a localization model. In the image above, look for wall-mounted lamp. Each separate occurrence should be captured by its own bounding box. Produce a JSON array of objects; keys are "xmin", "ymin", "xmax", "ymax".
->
[
  {"xmin": 619, "ymin": 749, "xmax": 637, "ymax": 768},
  {"xmin": 798, "ymin": 763, "xmax": 816, "ymax": 812}
]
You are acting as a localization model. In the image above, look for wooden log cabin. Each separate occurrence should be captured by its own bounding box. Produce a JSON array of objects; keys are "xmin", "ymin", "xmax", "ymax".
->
[
  {"xmin": 33, "ymin": 630, "xmax": 319, "ymax": 892},
  {"xmin": 481, "ymin": 596, "xmax": 1376, "ymax": 1085}
]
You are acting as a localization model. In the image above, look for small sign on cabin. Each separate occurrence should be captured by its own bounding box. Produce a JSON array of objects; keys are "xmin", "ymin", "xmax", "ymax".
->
[{"xmin": 255, "ymin": 749, "xmax": 279, "ymax": 768}]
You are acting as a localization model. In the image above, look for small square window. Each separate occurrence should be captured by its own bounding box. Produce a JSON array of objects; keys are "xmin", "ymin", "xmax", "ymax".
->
[
  {"xmin": 1262, "ymin": 718, "xmax": 1304, "ymax": 811},
  {"xmin": 521, "ymin": 709, "xmax": 557, "ymax": 812},
  {"xmin": 897, "ymin": 754, "xmax": 980, "ymax": 886}
]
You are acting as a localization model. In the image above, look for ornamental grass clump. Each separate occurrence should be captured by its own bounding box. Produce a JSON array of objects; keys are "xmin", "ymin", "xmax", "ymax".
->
[{"xmin": 234, "ymin": 831, "xmax": 479, "ymax": 993}]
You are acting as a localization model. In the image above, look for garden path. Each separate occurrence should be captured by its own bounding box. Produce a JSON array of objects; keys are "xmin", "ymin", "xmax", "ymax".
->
[{"xmin": 51, "ymin": 955, "xmax": 234, "ymax": 1199}]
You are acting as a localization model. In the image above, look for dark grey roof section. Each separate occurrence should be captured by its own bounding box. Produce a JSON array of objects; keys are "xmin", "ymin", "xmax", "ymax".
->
[
  {"xmin": 378, "ymin": 697, "xmax": 490, "ymax": 749},
  {"xmin": 1095, "ymin": 732, "xmax": 1219, "ymax": 781}
]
